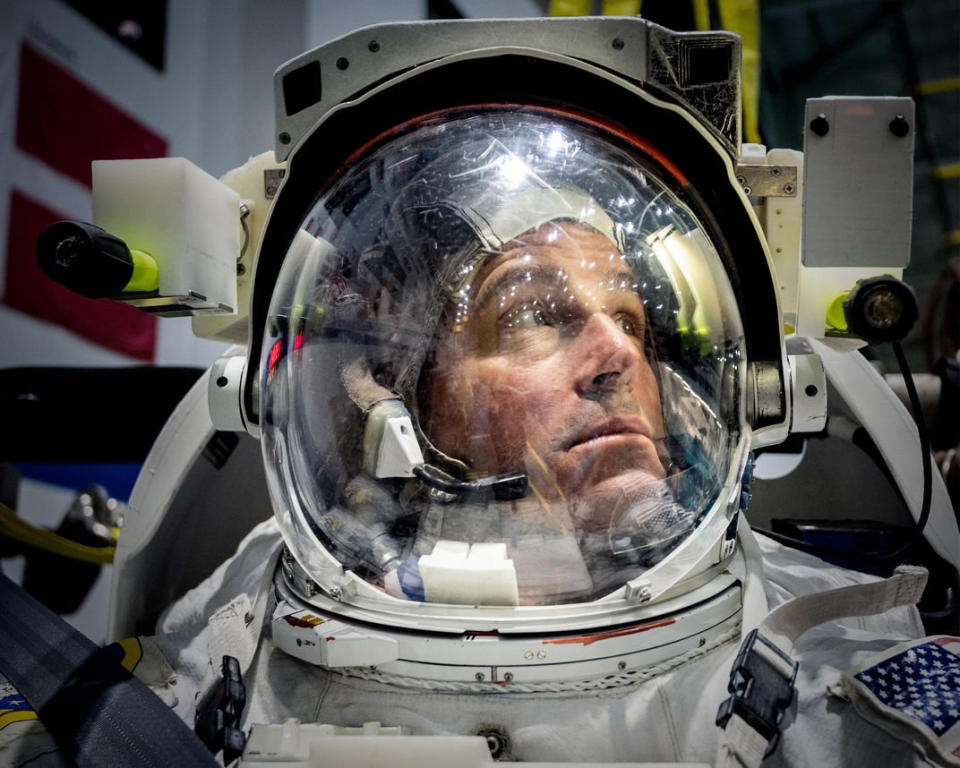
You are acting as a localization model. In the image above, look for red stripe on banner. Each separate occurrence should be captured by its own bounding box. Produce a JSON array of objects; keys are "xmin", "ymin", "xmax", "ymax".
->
[
  {"xmin": 16, "ymin": 43, "xmax": 167, "ymax": 188},
  {"xmin": 3, "ymin": 190, "xmax": 157, "ymax": 361}
]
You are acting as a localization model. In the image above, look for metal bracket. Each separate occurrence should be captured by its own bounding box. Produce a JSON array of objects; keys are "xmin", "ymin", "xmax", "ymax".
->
[
  {"xmin": 195, "ymin": 655, "xmax": 247, "ymax": 763},
  {"xmin": 264, "ymin": 168, "xmax": 286, "ymax": 200},
  {"xmin": 735, "ymin": 165, "xmax": 798, "ymax": 197},
  {"xmin": 624, "ymin": 579, "xmax": 653, "ymax": 603},
  {"xmin": 716, "ymin": 629, "xmax": 798, "ymax": 757},
  {"xmin": 746, "ymin": 361, "xmax": 785, "ymax": 428},
  {"xmin": 786, "ymin": 344, "xmax": 828, "ymax": 434}
]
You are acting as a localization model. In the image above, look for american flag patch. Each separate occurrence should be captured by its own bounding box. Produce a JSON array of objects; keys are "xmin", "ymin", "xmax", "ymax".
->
[
  {"xmin": 0, "ymin": 680, "xmax": 37, "ymax": 730},
  {"xmin": 845, "ymin": 636, "xmax": 960, "ymax": 764}
]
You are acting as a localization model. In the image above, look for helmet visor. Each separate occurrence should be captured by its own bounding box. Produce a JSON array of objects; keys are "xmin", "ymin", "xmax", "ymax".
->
[{"xmin": 261, "ymin": 107, "xmax": 746, "ymax": 607}]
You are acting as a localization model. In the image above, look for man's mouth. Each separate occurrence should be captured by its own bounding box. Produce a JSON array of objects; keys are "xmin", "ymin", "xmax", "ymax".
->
[{"xmin": 564, "ymin": 417, "xmax": 653, "ymax": 450}]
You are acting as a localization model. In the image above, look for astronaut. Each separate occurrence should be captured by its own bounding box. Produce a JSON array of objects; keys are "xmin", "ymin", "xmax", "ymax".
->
[
  {"xmin": 5, "ymin": 16, "xmax": 956, "ymax": 768},
  {"xmin": 140, "ymin": 107, "xmax": 939, "ymax": 767}
]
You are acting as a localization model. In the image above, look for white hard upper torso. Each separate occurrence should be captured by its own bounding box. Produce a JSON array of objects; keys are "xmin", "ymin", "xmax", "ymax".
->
[{"xmin": 140, "ymin": 518, "xmax": 933, "ymax": 767}]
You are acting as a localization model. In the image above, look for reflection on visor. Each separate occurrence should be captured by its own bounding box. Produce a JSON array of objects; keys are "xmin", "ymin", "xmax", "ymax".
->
[
  {"xmin": 261, "ymin": 108, "xmax": 746, "ymax": 607},
  {"xmin": 382, "ymin": 470, "xmax": 699, "ymax": 605}
]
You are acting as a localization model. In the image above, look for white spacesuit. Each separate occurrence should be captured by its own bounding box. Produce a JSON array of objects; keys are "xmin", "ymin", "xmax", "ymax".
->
[
  {"xmin": 141, "ymin": 518, "xmax": 930, "ymax": 766},
  {"xmin": 144, "ymin": 102, "xmax": 948, "ymax": 766},
  {"xmin": 4, "ymin": 15, "xmax": 958, "ymax": 768}
]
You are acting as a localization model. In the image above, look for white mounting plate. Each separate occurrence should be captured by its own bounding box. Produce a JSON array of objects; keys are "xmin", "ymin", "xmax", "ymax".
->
[{"xmin": 802, "ymin": 96, "xmax": 914, "ymax": 269}]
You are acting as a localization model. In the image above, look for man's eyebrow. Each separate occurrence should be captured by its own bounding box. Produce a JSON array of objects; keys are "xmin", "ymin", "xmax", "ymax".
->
[
  {"xmin": 473, "ymin": 263, "xmax": 569, "ymax": 313},
  {"xmin": 599, "ymin": 272, "xmax": 644, "ymax": 298},
  {"xmin": 473, "ymin": 263, "xmax": 641, "ymax": 314}
]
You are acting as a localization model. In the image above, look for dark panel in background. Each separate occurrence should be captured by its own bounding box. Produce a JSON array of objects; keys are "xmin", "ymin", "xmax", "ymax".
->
[
  {"xmin": 60, "ymin": 0, "xmax": 168, "ymax": 72},
  {"xmin": 759, "ymin": 0, "xmax": 960, "ymax": 371},
  {"xmin": 0, "ymin": 367, "xmax": 204, "ymax": 463}
]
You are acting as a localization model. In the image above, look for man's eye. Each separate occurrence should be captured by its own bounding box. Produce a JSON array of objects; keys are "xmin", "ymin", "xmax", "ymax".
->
[
  {"xmin": 504, "ymin": 303, "xmax": 552, "ymax": 329},
  {"xmin": 616, "ymin": 315, "xmax": 640, "ymax": 337}
]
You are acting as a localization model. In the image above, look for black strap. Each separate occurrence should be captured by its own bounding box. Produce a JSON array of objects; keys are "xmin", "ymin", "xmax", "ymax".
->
[{"xmin": 0, "ymin": 573, "xmax": 220, "ymax": 767}]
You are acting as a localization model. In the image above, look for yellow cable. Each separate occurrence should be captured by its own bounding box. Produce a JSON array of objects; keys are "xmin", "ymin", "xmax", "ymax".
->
[
  {"xmin": 932, "ymin": 162, "xmax": 960, "ymax": 181},
  {"xmin": 602, "ymin": 0, "xmax": 642, "ymax": 15},
  {"xmin": 0, "ymin": 503, "xmax": 116, "ymax": 565},
  {"xmin": 917, "ymin": 75, "xmax": 960, "ymax": 96},
  {"xmin": 692, "ymin": 0, "xmax": 710, "ymax": 30},
  {"xmin": 549, "ymin": 0, "xmax": 592, "ymax": 15}
]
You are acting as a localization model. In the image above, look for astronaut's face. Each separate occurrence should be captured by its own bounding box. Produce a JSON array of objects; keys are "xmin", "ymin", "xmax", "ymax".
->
[{"xmin": 421, "ymin": 221, "xmax": 667, "ymax": 515}]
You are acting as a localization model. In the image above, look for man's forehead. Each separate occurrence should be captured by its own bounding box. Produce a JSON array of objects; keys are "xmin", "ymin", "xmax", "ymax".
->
[
  {"xmin": 476, "ymin": 221, "xmax": 631, "ymax": 285},
  {"xmin": 506, "ymin": 220, "xmax": 620, "ymax": 253}
]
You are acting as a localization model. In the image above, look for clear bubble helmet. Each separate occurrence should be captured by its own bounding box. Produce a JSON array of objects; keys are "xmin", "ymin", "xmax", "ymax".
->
[{"xmin": 260, "ymin": 106, "xmax": 756, "ymax": 629}]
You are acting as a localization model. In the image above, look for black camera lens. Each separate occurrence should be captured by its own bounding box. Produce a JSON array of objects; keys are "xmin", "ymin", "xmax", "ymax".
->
[{"xmin": 36, "ymin": 221, "xmax": 134, "ymax": 298}]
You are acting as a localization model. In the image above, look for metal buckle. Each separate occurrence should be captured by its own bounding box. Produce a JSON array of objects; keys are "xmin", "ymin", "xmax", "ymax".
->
[
  {"xmin": 716, "ymin": 629, "xmax": 799, "ymax": 757},
  {"xmin": 195, "ymin": 655, "xmax": 248, "ymax": 763}
]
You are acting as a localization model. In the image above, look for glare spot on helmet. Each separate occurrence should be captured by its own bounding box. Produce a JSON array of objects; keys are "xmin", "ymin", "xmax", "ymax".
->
[
  {"xmin": 498, "ymin": 156, "xmax": 529, "ymax": 188},
  {"xmin": 545, "ymin": 130, "xmax": 566, "ymax": 156}
]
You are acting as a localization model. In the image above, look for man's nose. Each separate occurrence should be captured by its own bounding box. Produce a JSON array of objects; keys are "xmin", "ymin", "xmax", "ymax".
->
[{"xmin": 572, "ymin": 312, "xmax": 644, "ymax": 399}]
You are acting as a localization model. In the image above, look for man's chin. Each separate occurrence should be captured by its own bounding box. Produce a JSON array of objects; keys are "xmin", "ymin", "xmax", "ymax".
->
[
  {"xmin": 554, "ymin": 435, "xmax": 665, "ymax": 494},
  {"xmin": 569, "ymin": 469, "xmax": 669, "ymax": 533}
]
